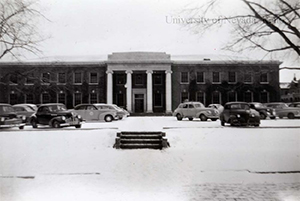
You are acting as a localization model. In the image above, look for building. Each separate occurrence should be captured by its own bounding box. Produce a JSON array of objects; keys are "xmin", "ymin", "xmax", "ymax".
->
[{"xmin": 0, "ymin": 52, "xmax": 281, "ymax": 114}]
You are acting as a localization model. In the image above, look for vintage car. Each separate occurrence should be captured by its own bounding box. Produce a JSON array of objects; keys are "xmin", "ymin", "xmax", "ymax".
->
[
  {"xmin": 264, "ymin": 102, "xmax": 300, "ymax": 119},
  {"xmin": 13, "ymin": 104, "xmax": 37, "ymax": 123},
  {"xmin": 208, "ymin": 104, "xmax": 224, "ymax": 114},
  {"xmin": 220, "ymin": 102, "xmax": 260, "ymax": 127},
  {"xmin": 73, "ymin": 103, "xmax": 119, "ymax": 122},
  {"xmin": 0, "ymin": 103, "xmax": 26, "ymax": 129},
  {"xmin": 173, "ymin": 101, "xmax": 219, "ymax": 121},
  {"xmin": 248, "ymin": 102, "xmax": 276, "ymax": 119},
  {"xmin": 30, "ymin": 103, "xmax": 83, "ymax": 128}
]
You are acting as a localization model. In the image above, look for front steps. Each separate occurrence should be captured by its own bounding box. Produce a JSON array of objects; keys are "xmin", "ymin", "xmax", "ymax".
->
[{"xmin": 114, "ymin": 131, "xmax": 170, "ymax": 150}]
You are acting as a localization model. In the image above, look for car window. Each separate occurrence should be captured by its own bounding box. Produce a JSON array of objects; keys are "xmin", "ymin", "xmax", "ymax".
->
[
  {"xmin": 49, "ymin": 105, "xmax": 67, "ymax": 111},
  {"xmin": 0, "ymin": 105, "xmax": 14, "ymax": 112},
  {"xmin": 254, "ymin": 103, "xmax": 263, "ymax": 108},
  {"xmin": 188, "ymin": 104, "xmax": 194, "ymax": 108},
  {"xmin": 182, "ymin": 104, "xmax": 188, "ymax": 108},
  {"xmin": 194, "ymin": 103, "xmax": 204, "ymax": 108},
  {"xmin": 39, "ymin": 107, "xmax": 50, "ymax": 113},
  {"xmin": 75, "ymin": 105, "xmax": 86, "ymax": 110},
  {"xmin": 87, "ymin": 105, "xmax": 97, "ymax": 110},
  {"xmin": 13, "ymin": 107, "xmax": 26, "ymax": 112}
]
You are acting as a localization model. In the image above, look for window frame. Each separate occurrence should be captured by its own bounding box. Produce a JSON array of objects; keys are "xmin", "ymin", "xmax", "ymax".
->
[
  {"xmin": 180, "ymin": 72, "xmax": 189, "ymax": 84},
  {"xmin": 212, "ymin": 72, "xmax": 221, "ymax": 84}
]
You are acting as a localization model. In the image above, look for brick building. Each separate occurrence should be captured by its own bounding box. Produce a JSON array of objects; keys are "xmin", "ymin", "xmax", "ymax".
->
[{"xmin": 0, "ymin": 52, "xmax": 281, "ymax": 114}]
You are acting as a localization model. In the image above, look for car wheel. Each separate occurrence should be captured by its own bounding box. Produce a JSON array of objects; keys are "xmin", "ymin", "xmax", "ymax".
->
[
  {"xmin": 176, "ymin": 114, "xmax": 183, "ymax": 121},
  {"xmin": 270, "ymin": 116, "xmax": 276, "ymax": 119},
  {"xmin": 105, "ymin": 115, "xmax": 113, "ymax": 122},
  {"xmin": 75, "ymin": 125, "xmax": 81, "ymax": 129},
  {"xmin": 200, "ymin": 114, "xmax": 207, "ymax": 121},
  {"xmin": 188, "ymin": 117, "xmax": 193, "ymax": 121},
  {"xmin": 279, "ymin": 116, "xmax": 284, "ymax": 119},
  {"xmin": 52, "ymin": 120, "xmax": 61, "ymax": 128},
  {"xmin": 19, "ymin": 126, "xmax": 24, "ymax": 129},
  {"xmin": 287, "ymin": 113, "xmax": 295, "ymax": 119},
  {"xmin": 221, "ymin": 121, "xmax": 225, "ymax": 126},
  {"xmin": 31, "ymin": 119, "xmax": 38, "ymax": 128},
  {"xmin": 211, "ymin": 118, "xmax": 218, "ymax": 121},
  {"xmin": 259, "ymin": 113, "xmax": 266, "ymax": 120}
]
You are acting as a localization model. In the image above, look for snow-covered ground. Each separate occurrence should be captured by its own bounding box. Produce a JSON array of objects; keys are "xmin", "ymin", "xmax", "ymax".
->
[{"xmin": 0, "ymin": 117, "xmax": 299, "ymax": 201}]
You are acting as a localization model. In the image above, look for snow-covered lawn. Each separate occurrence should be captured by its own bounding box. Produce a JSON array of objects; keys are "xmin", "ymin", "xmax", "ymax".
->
[{"xmin": 0, "ymin": 117, "xmax": 299, "ymax": 201}]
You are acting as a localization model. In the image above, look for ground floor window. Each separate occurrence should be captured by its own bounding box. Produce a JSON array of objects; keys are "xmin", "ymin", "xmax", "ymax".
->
[
  {"xmin": 9, "ymin": 93, "xmax": 18, "ymax": 105},
  {"xmin": 181, "ymin": 91, "xmax": 189, "ymax": 103},
  {"xmin": 260, "ymin": 91, "xmax": 269, "ymax": 103},
  {"xmin": 196, "ymin": 91, "xmax": 205, "ymax": 104},
  {"xmin": 212, "ymin": 91, "xmax": 221, "ymax": 104},
  {"xmin": 25, "ymin": 94, "xmax": 34, "ymax": 103},
  {"xmin": 90, "ymin": 93, "xmax": 98, "ymax": 104},
  {"xmin": 58, "ymin": 93, "xmax": 66, "ymax": 104},
  {"xmin": 74, "ymin": 92, "xmax": 82, "ymax": 106},
  {"xmin": 227, "ymin": 91, "xmax": 237, "ymax": 102},
  {"xmin": 41, "ymin": 93, "xmax": 50, "ymax": 104},
  {"xmin": 244, "ymin": 91, "xmax": 253, "ymax": 102}
]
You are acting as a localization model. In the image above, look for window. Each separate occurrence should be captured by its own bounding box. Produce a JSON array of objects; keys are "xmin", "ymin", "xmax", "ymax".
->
[
  {"xmin": 154, "ymin": 74, "xmax": 162, "ymax": 85},
  {"xmin": 74, "ymin": 92, "xmax": 82, "ymax": 106},
  {"xmin": 9, "ymin": 74, "xmax": 18, "ymax": 85},
  {"xmin": 90, "ymin": 73, "xmax": 98, "ymax": 84},
  {"xmin": 212, "ymin": 91, "xmax": 221, "ymax": 104},
  {"xmin": 9, "ymin": 93, "xmax": 18, "ymax": 105},
  {"xmin": 58, "ymin": 93, "xmax": 66, "ymax": 104},
  {"xmin": 228, "ymin": 72, "xmax": 236, "ymax": 83},
  {"xmin": 181, "ymin": 72, "xmax": 189, "ymax": 83},
  {"xmin": 154, "ymin": 91, "xmax": 162, "ymax": 107},
  {"xmin": 181, "ymin": 91, "xmax": 189, "ymax": 103},
  {"xmin": 58, "ymin": 73, "xmax": 66, "ymax": 84},
  {"xmin": 260, "ymin": 73, "xmax": 268, "ymax": 83},
  {"xmin": 244, "ymin": 73, "xmax": 252, "ymax": 83},
  {"xmin": 227, "ymin": 91, "xmax": 237, "ymax": 102},
  {"xmin": 196, "ymin": 91, "xmax": 205, "ymax": 104},
  {"xmin": 74, "ymin": 72, "xmax": 82, "ymax": 84},
  {"xmin": 42, "ymin": 73, "xmax": 50, "ymax": 84},
  {"xmin": 212, "ymin": 72, "xmax": 220, "ymax": 83},
  {"xmin": 244, "ymin": 91, "xmax": 253, "ymax": 102},
  {"xmin": 25, "ymin": 94, "xmax": 34, "ymax": 103},
  {"xmin": 41, "ymin": 93, "xmax": 50, "ymax": 104},
  {"xmin": 89, "ymin": 93, "xmax": 98, "ymax": 104},
  {"xmin": 26, "ymin": 73, "xmax": 34, "ymax": 85},
  {"xmin": 260, "ymin": 91, "xmax": 269, "ymax": 103},
  {"xmin": 196, "ymin": 72, "xmax": 204, "ymax": 83}
]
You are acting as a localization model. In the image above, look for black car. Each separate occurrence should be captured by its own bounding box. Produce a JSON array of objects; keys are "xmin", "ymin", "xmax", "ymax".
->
[
  {"xmin": 30, "ymin": 103, "xmax": 83, "ymax": 128},
  {"xmin": 0, "ymin": 103, "xmax": 26, "ymax": 129},
  {"xmin": 220, "ymin": 102, "xmax": 260, "ymax": 127},
  {"xmin": 248, "ymin": 102, "xmax": 276, "ymax": 119}
]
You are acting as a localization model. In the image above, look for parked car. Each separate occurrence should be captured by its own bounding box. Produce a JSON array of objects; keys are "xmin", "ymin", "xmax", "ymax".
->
[
  {"xmin": 264, "ymin": 102, "xmax": 300, "ymax": 119},
  {"xmin": 110, "ymin": 104, "xmax": 130, "ymax": 119},
  {"xmin": 73, "ymin": 103, "xmax": 119, "ymax": 122},
  {"xmin": 248, "ymin": 102, "xmax": 276, "ymax": 119},
  {"xmin": 173, "ymin": 101, "xmax": 219, "ymax": 121},
  {"xmin": 13, "ymin": 104, "xmax": 37, "ymax": 123},
  {"xmin": 0, "ymin": 103, "xmax": 26, "ymax": 129},
  {"xmin": 220, "ymin": 102, "xmax": 260, "ymax": 127},
  {"xmin": 208, "ymin": 104, "xmax": 224, "ymax": 114},
  {"xmin": 30, "ymin": 103, "xmax": 83, "ymax": 128}
]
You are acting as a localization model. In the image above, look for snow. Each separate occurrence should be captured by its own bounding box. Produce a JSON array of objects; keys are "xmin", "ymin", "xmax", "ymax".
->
[{"xmin": 0, "ymin": 117, "xmax": 300, "ymax": 201}]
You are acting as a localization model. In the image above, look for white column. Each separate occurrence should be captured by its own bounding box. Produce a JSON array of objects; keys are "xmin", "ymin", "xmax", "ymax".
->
[
  {"xmin": 146, "ymin": 70, "xmax": 153, "ymax": 113},
  {"xmin": 106, "ymin": 70, "xmax": 113, "ymax": 104},
  {"xmin": 126, "ymin": 70, "xmax": 133, "ymax": 113},
  {"xmin": 165, "ymin": 70, "xmax": 172, "ymax": 114}
]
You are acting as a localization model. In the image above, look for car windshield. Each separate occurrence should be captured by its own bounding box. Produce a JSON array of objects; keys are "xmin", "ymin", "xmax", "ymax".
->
[
  {"xmin": 48, "ymin": 105, "xmax": 67, "ymax": 111},
  {"xmin": 231, "ymin": 104, "xmax": 250, "ymax": 110},
  {"xmin": 194, "ymin": 103, "xmax": 204, "ymax": 108},
  {"xmin": 0, "ymin": 105, "xmax": 14, "ymax": 113}
]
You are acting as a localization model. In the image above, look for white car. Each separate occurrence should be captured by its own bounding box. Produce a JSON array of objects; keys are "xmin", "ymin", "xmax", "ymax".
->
[{"xmin": 73, "ymin": 104, "xmax": 119, "ymax": 122}]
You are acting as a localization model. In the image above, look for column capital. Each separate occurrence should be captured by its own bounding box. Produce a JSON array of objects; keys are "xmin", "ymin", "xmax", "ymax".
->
[
  {"xmin": 165, "ymin": 70, "xmax": 173, "ymax": 74},
  {"xmin": 126, "ymin": 70, "xmax": 133, "ymax": 74},
  {"xmin": 146, "ymin": 70, "xmax": 153, "ymax": 74},
  {"xmin": 106, "ymin": 69, "xmax": 114, "ymax": 74}
]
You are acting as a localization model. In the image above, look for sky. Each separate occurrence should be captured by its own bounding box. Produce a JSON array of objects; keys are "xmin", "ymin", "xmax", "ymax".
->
[{"xmin": 3, "ymin": 0, "xmax": 300, "ymax": 82}]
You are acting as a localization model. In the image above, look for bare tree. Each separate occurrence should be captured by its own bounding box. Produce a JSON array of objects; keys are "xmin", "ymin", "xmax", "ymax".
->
[
  {"xmin": 0, "ymin": 0, "xmax": 46, "ymax": 59},
  {"xmin": 181, "ymin": 0, "xmax": 300, "ymax": 61}
]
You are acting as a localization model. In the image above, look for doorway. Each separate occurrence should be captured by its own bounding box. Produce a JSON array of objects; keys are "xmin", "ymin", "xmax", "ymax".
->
[{"xmin": 134, "ymin": 94, "xmax": 144, "ymax": 113}]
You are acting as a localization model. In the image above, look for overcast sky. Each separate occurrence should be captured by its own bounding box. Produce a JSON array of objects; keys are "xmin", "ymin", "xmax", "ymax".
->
[{"xmin": 5, "ymin": 0, "xmax": 300, "ymax": 82}]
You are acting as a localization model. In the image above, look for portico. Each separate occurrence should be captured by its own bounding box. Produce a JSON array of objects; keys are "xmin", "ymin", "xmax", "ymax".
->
[{"xmin": 106, "ymin": 52, "xmax": 172, "ymax": 114}]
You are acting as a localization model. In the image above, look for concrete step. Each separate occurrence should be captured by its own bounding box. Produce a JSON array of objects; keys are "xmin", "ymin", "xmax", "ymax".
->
[
  {"xmin": 120, "ymin": 143, "xmax": 162, "ymax": 149},
  {"xmin": 120, "ymin": 139, "xmax": 162, "ymax": 144}
]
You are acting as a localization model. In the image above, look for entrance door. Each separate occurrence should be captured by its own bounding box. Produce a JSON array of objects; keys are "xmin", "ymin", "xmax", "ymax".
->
[{"xmin": 135, "ymin": 94, "xmax": 144, "ymax": 113}]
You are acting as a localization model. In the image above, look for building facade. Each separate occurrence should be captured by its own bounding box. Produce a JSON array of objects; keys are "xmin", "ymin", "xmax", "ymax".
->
[{"xmin": 0, "ymin": 52, "xmax": 281, "ymax": 113}]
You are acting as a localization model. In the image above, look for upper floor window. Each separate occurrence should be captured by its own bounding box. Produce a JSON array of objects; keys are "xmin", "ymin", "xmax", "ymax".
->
[
  {"xmin": 58, "ymin": 73, "xmax": 66, "ymax": 84},
  {"xmin": 260, "ymin": 73, "xmax": 268, "ymax": 83},
  {"xmin": 212, "ymin": 72, "xmax": 220, "ymax": 83},
  {"xmin": 196, "ymin": 72, "xmax": 204, "ymax": 83},
  {"xmin": 74, "ymin": 72, "xmax": 82, "ymax": 84},
  {"xmin": 181, "ymin": 72, "xmax": 189, "ymax": 83},
  {"xmin": 228, "ymin": 72, "xmax": 236, "ymax": 83},
  {"xmin": 244, "ymin": 73, "xmax": 252, "ymax": 83},
  {"xmin": 42, "ymin": 73, "xmax": 50, "ymax": 84},
  {"xmin": 90, "ymin": 72, "xmax": 98, "ymax": 84},
  {"xmin": 9, "ymin": 74, "xmax": 18, "ymax": 85}
]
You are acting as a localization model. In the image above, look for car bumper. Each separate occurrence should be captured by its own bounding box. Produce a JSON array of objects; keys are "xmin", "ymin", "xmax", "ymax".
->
[
  {"xmin": 206, "ymin": 115, "xmax": 219, "ymax": 119},
  {"xmin": 0, "ymin": 122, "xmax": 26, "ymax": 128},
  {"xmin": 60, "ymin": 118, "xmax": 83, "ymax": 127},
  {"xmin": 231, "ymin": 117, "xmax": 260, "ymax": 126}
]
